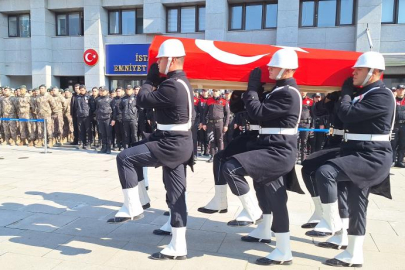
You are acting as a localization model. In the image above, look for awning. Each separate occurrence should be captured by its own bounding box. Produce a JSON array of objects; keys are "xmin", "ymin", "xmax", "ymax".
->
[
  {"xmin": 383, "ymin": 53, "xmax": 405, "ymax": 67},
  {"xmin": 149, "ymin": 36, "xmax": 362, "ymax": 92}
]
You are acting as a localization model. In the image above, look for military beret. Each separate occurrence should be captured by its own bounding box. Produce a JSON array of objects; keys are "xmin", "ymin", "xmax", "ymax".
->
[
  {"xmin": 20, "ymin": 85, "xmax": 27, "ymax": 89},
  {"xmin": 32, "ymin": 87, "xmax": 38, "ymax": 91},
  {"xmin": 39, "ymin": 84, "xmax": 46, "ymax": 88}
]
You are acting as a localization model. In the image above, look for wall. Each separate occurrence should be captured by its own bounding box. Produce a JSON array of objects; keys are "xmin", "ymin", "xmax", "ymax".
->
[{"xmin": 298, "ymin": 26, "xmax": 356, "ymax": 51}]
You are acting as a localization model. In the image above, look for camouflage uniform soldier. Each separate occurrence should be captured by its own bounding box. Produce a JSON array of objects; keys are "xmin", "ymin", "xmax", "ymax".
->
[
  {"xmin": 29, "ymin": 88, "xmax": 39, "ymax": 146},
  {"xmin": 15, "ymin": 85, "xmax": 32, "ymax": 146},
  {"xmin": 35, "ymin": 85, "xmax": 57, "ymax": 147},
  {"xmin": 63, "ymin": 89, "xmax": 73, "ymax": 143},
  {"xmin": 50, "ymin": 86, "xmax": 66, "ymax": 145},
  {"xmin": 0, "ymin": 87, "xmax": 18, "ymax": 145}
]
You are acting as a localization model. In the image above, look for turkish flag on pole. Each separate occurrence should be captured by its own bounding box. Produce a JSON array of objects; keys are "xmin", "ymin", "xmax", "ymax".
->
[{"xmin": 148, "ymin": 36, "xmax": 362, "ymax": 92}]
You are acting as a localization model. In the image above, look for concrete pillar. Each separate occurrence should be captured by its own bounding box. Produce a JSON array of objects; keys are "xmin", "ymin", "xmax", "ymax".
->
[
  {"xmin": 143, "ymin": 0, "xmax": 165, "ymax": 34},
  {"xmin": 0, "ymin": 13, "xmax": 8, "ymax": 87},
  {"xmin": 84, "ymin": 0, "xmax": 107, "ymax": 88},
  {"xmin": 30, "ymin": 0, "xmax": 53, "ymax": 88},
  {"xmin": 205, "ymin": 0, "xmax": 227, "ymax": 41},
  {"xmin": 356, "ymin": 0, "xmax": 382, "ymax": 52},
  {"xmin": 276, "ymin": 0, "xmax": 299, "ymax": 46}
]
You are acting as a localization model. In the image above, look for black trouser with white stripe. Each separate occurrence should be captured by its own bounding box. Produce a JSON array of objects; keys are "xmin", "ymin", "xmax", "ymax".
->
[
  {"xmin": 223, "ymin": 157, "xmax": 288, "ymax": 233},
  {"xmin": 302, "ymin": 165, "xmax": 349, "ymax": 218},
  {"xmin": 116, "ymin": 143, "xmax": 187, "ymax": 227},
  {"xmin": 316, "ymin": 163, "xmax": 370, "ymax": 235}
]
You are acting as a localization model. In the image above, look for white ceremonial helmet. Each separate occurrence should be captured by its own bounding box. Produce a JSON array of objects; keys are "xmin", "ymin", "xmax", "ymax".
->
[
  {"xmin": 157, "ymin": 39, "xmax": 186, "ymax": 58},
  {"xmin": 353, "ymin": 51, "xmax": 385, "ymax": 86},
  {"xmin": 267, "ymin": 48, "xmax": 299, "ymax": 80}
]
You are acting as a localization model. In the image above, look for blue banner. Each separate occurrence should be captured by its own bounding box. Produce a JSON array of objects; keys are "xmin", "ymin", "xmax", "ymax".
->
[{"xmin": 105, "ymin": 44, "xmax": 150, "ymax": 76}]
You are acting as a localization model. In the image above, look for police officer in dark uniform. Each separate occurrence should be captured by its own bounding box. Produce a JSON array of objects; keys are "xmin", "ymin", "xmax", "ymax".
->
[
  {"xmin": 309, "ymin": 93, "xmax": 325, "ymax": 153},
  {"xmin": 192, "ymin": 90, "xmax": 200, "ymax": 160},
  {"xmin": 120, "ymin": 85, "xmax": 138, "ymax": 149},
  {"xmin": 95, "ymin": 86, "xmax": 114, "ymax": 154},
  {"xmin": 108, "ymin": 39, "xmax": 194, "ymax": 260},
  {"xmin": 111, "ymin": 87, "xmax": 124, "ymax": 151},
  {"xmin": 202, "ymin": 89, "xmax": 230, "ymax": 162},
  {"xmin": 198, "ymin": 89, "xmax": 209, "ymax": 156},
  {"xmin": 298, "ymin": 92, "xmax": 313, "ymax": 163},
  {"xmin": 392, "ymin": 84, "xmax": 405, "ymax": 167},
  {"xmin": 312, "ymin": 52, "xmax": 395, "ymax": 267},
  {"xmin": 70, "ymin": 83, "xmax": 80, "ymax": 145},
  {"xmin": 223, "ymin": 90, "xmax": 235, "ymax": 148},
  {"xmin": 89, "ymin": 87, "xmax": 99, "ymax": 147},
  {"xmin": 75, "ymin": 85, "xmax": 92, "ymax": 150},
  {"xmin": 221, "ymin": 49, "xmax": 302, "ymax": 265}
]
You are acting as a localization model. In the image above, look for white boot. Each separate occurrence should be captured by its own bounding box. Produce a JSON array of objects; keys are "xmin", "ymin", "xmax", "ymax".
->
[
  {"xmin": 302, "ymin": 197, "xmax": 322, "ymax": 228},
  {"xmin": 242, "ymin": 214, "xmax": 273, "ymax": 243},
  {"xmin": 143, "ymin": 167, "xmax": 149, "ymax": 189},
  {"xmin": 256, "ymin": 232, "xmax": 292, "ymax": 265},
  {"xmin": 160, "ymin": 227, "xmax": 187, "ymax": 258},
  {"xmin": 309, "ymin": 201, "xmax": 342, "ymax": 236},
  {"xmin": 198, "ymin": 185, "xmax": 228, "ymax": 213},
  {"xmin": 115, "ymin": 187, "xmax": 144, "ymax": 219},
  {"xmin": 160, "ymin": 212, "xmax": 172, "ymax": 233},
  {"xmin": 138, "ymin": 180, "xmax": 150, "ymax": 207},
  {"xmin": 334, "ymin": 235, "xmax": 364, "ymax": 266},
  {"xmin": 320, "ymin": 218, "xmax": 349, "ymax": 249},
  {"xmin": 229, "ymin": 191, "xmax": 262, "ymax": 226}
]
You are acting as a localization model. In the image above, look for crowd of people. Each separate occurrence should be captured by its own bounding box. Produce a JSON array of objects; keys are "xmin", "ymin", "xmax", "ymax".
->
[{"xmin": 1, "ymin": 39, "xmax": 404, "ymax": 267}]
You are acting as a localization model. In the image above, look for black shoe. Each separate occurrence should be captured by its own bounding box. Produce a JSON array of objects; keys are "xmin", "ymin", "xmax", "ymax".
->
[
  {"xmin": 163, "ymin": 211, "xmax": 170, "ymax": 216},
  {"xmin": 107, "ymin": 214, "xmax": 144, "ymax": 224},
  {"xmin": 256, "ymin": 257, "xmax": 292, "ymax": 266},
  {"xmin": 301, "ymin": 222, "xmax": 318, "ymax": 229},
  {"xmin": 241, "ymin": 235, "xmax": 271, "ymax": 244},
  {"xmin": 153, "ymin": 229, "xmax": 171, "ymax": 236},
  {"xmin": 70, "ymin": 141, "xmax": 79, "ymax": 145},
  {"xmin": 82, "ymin": 145, "xmax": 89, "ymax": 150},
  {"xmin": 197, "ymin": 207, "xmax": 228, "ymax": 214},
  {"xmin": 395, "ymin": 162, "xmax": 405, "ymax": 168},
  {"xmin": 305, "ymin": 230, "xmax": 332, "ymax": 237},
  {"xmin": 317, "ymin": 241, "xmax": 347, "ymax": 250},
  {"xmin": 149, "ymin": 252, "xmax": 186, "ymax": 260},
  {"xmin": 98, "ymin": 145, "xmax": 107, "ymax": 153},
  {"xmin": 227, "ymin": 220, "xmax": 254, "ymax": 227},
  {"xmin": 207, "ymin": 157, "xmax": 213, "ymax": 163},
  {"xmin": 142, "ymin": 203, "xmax": 150, "ymax": 210},
  {"xmin": 325, "ymin": 258, "xmax": 361, "ymax": 267},
  {"xmin": 106, "ymin": 145, "xmax": 111, "ymax": 154}
]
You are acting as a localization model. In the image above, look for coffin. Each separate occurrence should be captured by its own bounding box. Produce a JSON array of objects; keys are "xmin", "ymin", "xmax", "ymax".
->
[{"xmin": 148, "ymin": 36, "xmax": 362, "ymax": 93}]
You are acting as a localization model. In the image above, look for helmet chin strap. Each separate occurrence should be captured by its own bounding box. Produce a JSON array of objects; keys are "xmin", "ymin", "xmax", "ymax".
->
[
  {"xmin": 164, "ymin": 57, "xmax": 172, "ymax": 75},
  {"xmin": 361, "ymin": 68, "xmax": 374, "ymax": 87},
  {"xmin": 276, "ymin": 68, "xmax": 286, "ymax": 80}
]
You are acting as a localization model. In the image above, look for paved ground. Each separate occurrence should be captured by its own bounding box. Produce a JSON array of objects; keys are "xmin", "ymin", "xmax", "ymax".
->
[{"xmin": 0, "ymin": 145, "xmax": 404, "ymax": 270}]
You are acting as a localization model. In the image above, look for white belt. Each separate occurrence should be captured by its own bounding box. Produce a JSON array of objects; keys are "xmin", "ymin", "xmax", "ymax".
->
[
  {"xmin": 344, "ymin": 133, "xmax": 390, "ymax": 142},
  {"xmin": 330, "ymin": 128, "xmax": 344, "ymax": 136},
  {"xmin": 259, "ymin": 127, "xmax": 298, "ymax": 135},
  {"xmin": 157, "ymin": 123, "xmax": 189, "ymax": 131},
  {"xmin": 249, "ymin": 124, "xmax": 260, "ymax": 131}
]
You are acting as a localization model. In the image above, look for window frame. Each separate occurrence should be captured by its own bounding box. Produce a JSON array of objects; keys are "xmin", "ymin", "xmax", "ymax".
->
[
  {"xmin": 381, "ymin": 0, "xmax": 404, "ymax": 24},
  {"xmin": 299, "ymin": 0, "xmax": 356, "ymax": 28},
  {"xmin": 107, "ymin": 9, "xmax": 144, "ymax": 35},
  {"xmin": 228, "ymin": 1, "xmax": 278, "ymax": 31},
  {"xmin": 8, "ymin": 14, "xmax": 31, "ymax": 38},
  {"xmin": 166, "ymin": 5, "xmax": 206, "ymax": 33},
  {"xmin": 55, "ymin": 11, "xmax": 84, "ymax": 37}
]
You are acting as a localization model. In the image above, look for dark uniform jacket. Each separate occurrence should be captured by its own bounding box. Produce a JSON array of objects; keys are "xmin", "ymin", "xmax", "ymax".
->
[
  {"xmin": 234, "ymin": 78, "xmax": 301, "ymax": 184},
  {"xmin": 75, "ymin": 94, "xmax": 90, "ymax": 118},
  {"xmin": 70, "ymin": 93, "xmax": 78, "ymax": 118},
  {"xmin": 120, "ymin": 94, "xmax": 138, "ymax": 122},
  {"xmin": 198, "ymin": 97, "xmax": 208, "ymax": 124},
  {"xmin": 89, "ymin": 96, "xmax": 98, "ymax": 118},
  {"xmin": 395, "ymin": 97, "xmax": 405, "ymax": 125},
  {"xmin": 95, "ymin": 95, "xmax": 114, "ymax": 121},
  {"xmin": 202, "ymin": 97, "xmax": 230, "ymax": 126},
  {"xmin": 111, "ymin": 96, "xmax": 123, "ymax": 121},
  {"xmin": 137, "ymin": 70, "xmax": 194, "ymax": 169},
  {"xmin": 330, "ymin": 80, "xmax": 395, "ymax": 190}
]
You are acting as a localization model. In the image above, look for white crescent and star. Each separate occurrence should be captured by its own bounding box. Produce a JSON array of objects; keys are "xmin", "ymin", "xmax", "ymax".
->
[
  {"xmin": 194, "ymin": 39, "xmax": 309, "ymax": 66},
  {"xmin": 85, "ymin": 52, "xmax": 96, "ymax": 63}
]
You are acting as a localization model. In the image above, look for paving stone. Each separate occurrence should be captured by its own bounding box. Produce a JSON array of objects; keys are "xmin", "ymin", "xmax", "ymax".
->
[
  {"xmin": 54, "ymin": 217, "xmax": 121, "ymax": 238},
  {"xmin": 7, "ymin": 213, "xmax": 78, "ymax": 232},
  {"xmin": 0, "ymin": 253, "xmax": 62, "ymax": 270},
  {"xmin": 0, "ymin": 209, "xmax": 33, "ymax": 226}
]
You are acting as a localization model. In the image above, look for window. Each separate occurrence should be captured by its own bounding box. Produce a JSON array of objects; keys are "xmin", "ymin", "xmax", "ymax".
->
[
  {"xmin": 108, "ymin": 9, "xmax": 143, "ymax": 35},
  {"xmin": 229, "ymin": 2, "xmax": 278, "ymax": 31},
  {"xmin": 8, "ymin": 14, "xmax": 30, "ymax": 37},
  {"xmin": 300, "ymin": 0, "xmax": 355, "ymax": 27},
  {"xmin": 166, "ymin": 6, "xmax": 205, "ymax": 33},
  {"xmin": 56, "ymin": 12, "xmax": 83, "ymax": 36},
  {"xmin": 382, "ymin": 0, "xmax": 405, "ymax": 24}
]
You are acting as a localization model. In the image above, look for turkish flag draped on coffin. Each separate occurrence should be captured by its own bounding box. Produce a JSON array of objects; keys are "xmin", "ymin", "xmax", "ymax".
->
[{"xmin": 148, "ymin": 36, "xmax": 362, "ymax": 92}]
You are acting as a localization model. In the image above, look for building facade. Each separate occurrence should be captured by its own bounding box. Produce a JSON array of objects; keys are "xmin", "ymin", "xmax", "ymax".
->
[{"xmin": 0, "ymin": 0, "xmax": 404, "ymax": 90}]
